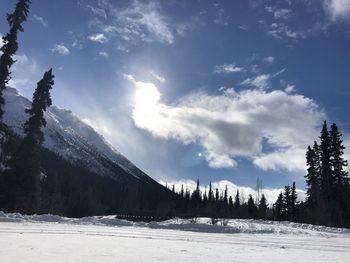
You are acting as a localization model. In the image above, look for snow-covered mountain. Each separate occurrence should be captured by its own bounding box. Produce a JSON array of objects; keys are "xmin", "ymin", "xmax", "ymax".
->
[{"xmin": 3, "ymin": 87, "xmax": 152, "ymax": 183}]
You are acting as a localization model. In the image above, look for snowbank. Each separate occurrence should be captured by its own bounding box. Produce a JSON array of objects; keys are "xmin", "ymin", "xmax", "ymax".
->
[{"xmin": 1, "ymin": 211, "xmax": 349, "ymax": 237}]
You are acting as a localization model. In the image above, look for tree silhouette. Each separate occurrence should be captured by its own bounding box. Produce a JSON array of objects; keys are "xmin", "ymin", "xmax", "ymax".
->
[
  {"xmin": 0, "ymin": 0, "xmax": 31, "ymax": 120},
  {"xmin": 7, "ymin": 69, "xmax": 54, "ymax": 213}
]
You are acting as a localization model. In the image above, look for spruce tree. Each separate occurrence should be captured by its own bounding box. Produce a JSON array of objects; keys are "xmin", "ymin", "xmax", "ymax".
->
[
  {"xmin": 319, "ymin": 121, "xmax": 332, "ymax": 201},
  {"xmin": 290, "ymin": 182, "xmax": 298, "ymax": 221},
  {"xmin": 258, "ymin": 194, "xmax": 268, "ymax": 219},
  {"xmin": 208, "ymin": 181, "xmax": 213, "ymax": 202},
  {"xmin": 0, "ymin": 0, "xmax": 31, "ymax": 120},
  {"xmin": 305, "ymin": 142, "xmax": 321, "ymax": 209},
  {"xmin": 329, "ymin": 123, "xmax": 349, "ymax": 186},
  {"xmin": 8, "ymin": 69, "xmax": 54, "ymax": 213},
  {"xmin": 274, "ymin": 192, "xmax": 284, "ymax": 221},
  {"xmin": 329, "ymin": 123, "xmax": 350, "ymax": 225},
  {"xmin": 234, "ymin": 189, "xmax": 240, "ymax": 209},
  {"xmin": 247, "ymin": 194, "xmax": 256, "ymax": 219},
  {"xmin": 283, "ymin": 185, "xmax": 291, "ymax": 220}
]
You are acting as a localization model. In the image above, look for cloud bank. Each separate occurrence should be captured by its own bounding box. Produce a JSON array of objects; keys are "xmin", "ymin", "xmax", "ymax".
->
[{"xmin": 127, "ymin": 76, "xmax": 325, "ymax": 172}]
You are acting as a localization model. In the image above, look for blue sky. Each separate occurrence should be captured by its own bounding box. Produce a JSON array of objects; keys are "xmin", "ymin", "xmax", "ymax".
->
[{"xmin": 1, "ymin": 0, "xmax": 350, "ymax": 196}]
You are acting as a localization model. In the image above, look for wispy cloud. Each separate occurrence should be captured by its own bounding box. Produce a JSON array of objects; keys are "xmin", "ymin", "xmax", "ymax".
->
[
  {"xmin": 84, "ymin": 0, "xmax": 193, "ymax": 49},
  {"xmin": 50, "ymin": 43, "xmax": 70, "ymax": 55},
  {"xmin": 214, "ymin": 64, "xmax": 243, "ymax": 74},
  {"xmin": 324, "ymin": 0, "xmax": 350, "ymax": 22},
  {"xmin": 88, "ymin": 33, "xmax": 108, "ymax": 43},
  {"xmin": 263, "ymin": 56, "xmax": 275, "ymax": 64},
  {"xmin": 150, "ymin": 71, "xmax": 166, "ymax": 83},
  {"xmin": 241, "ymin": 74, "xmax": 271, "ymax": 89},
  {"xmin": 127, "ymin": 76, "xmax": 325, "ymax": 171},
  {"xmin": 32, "ymin": 14, "xmax": 48, "ymax": 27},
  {"xmin": 87, "ymin": 4, "xmax": 107, "ymax": 19},
  {"xmin": 98, "ymin": 51, "xmax": 108, "ymax": 57}
]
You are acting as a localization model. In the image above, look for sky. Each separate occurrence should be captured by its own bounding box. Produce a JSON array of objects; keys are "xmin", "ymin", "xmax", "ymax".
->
[{"xmin": 1, "ymin": 0, "xmax": 350, "ymax": 199}]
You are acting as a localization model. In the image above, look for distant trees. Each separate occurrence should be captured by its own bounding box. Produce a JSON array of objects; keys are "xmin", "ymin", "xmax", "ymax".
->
[
  {"xmin": 272, "ymin": 182, "xmax": 298, "ymax": 222},
  {"xmin": 0, "ymin": 0, "xmax": 31, "ymax": 121}
]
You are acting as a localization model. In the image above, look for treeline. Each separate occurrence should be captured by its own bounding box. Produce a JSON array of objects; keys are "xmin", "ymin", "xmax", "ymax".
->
[{"xmin": 163, "ymin": 180, "xmax": 271, "ymax": 221}]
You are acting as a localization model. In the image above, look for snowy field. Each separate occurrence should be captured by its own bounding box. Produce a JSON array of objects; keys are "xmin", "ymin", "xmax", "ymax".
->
[{"xmin": 0, "ymin": 212, "xmax": 350, "ymax": 263}]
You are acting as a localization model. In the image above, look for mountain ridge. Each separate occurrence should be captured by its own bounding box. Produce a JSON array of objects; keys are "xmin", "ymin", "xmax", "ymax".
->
[{"xmin": 3, "ymin": 87, "xmax": 153, "ymax": 183}]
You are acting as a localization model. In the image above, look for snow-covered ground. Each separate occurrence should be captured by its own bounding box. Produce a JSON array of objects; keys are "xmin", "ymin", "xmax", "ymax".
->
[{"xmin": 0, "ymin": 212, "xmax": 350, "ymax": 262}]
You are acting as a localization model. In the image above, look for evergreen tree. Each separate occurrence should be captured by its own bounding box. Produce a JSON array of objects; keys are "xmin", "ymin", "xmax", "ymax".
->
[
  {"xmin": 0, "ymin": 0, "xmax": 31, "ymax": 120},
  {"xmin": 258, "ymin": 194, "xmax": 268, "ymax": 219},
  {"xmin": 208, "ymin": 181, "xmax": 213, "ymax": 202},
  {"xmin": 247, "ymin": 194, "xmax": 257, "ymax": 219},
  {"xmin": 7, "ymin": 69, "xmax": 54, "ymax": 213},
  {"xmin": 234, "ymin": 189, "xmax": 240, "ymax": 209},
  {"xmin": 180, "ymin": 184, "xmax": 184, "ymax": 197},
  {"xmin": 305, "ymin": 142, "xmax": 321, "ymax": 210},
  {"xmin": 329, "ymin": 123, "xmax": 349, "ymax": 186},
  {"xmin": 274, "ymin": 192, "xmax": 284, "ymax": 221},
  {"xmin": 319, "ymin": 121, "xmax": 332, "ymax": 202},
  {"xmin": 290, "ymin": 182, "xmax": 298, "ymax": 221},
  {"xmin": 329, "ymin": 123, "xmax": 350, "ymax": 225},
  {"xmin": 283, "ymin": 185, "xmax": 291, "ymax": 220}
]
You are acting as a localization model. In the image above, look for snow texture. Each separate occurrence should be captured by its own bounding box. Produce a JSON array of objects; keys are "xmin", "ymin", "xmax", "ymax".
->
[{"xmin": 0, "ymin": 212, "xmax": 350, "ymax": 262}]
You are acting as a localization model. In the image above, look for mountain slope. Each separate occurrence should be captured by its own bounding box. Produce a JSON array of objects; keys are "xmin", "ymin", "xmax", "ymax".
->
[{"xmin": 2, "ymin": 87, "xmax": 153, "ymax": 183}]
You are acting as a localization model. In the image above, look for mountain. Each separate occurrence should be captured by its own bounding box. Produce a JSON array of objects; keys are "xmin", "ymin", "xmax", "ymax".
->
[{"xmin": 3, "ymin": 87, "xmax": 154, "ymax": 184}]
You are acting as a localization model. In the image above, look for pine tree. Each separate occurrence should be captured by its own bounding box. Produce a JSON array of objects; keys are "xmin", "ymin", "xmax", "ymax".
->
[
  {"xmin": 283, "ymin": 185, "xmax": 291, "ymax": 220},
  {"xmin": 329, "ymin": 123, "xmax": 350, "ymax": 225},
  {"xmin": 208, "ymin": 181, "xmax": 213, "ymax": 202},
  {"xmin": 274, "ymin": 192, "xmax": 284, "ymax": 221},
  {"xmin": 247, "ymin": 194, "xmax": 257, "ymax": 219},
  {"xmin": 320, "ymin": 121, "xmax": 332, "ymax": 202},
  {"xmin": 329, "ymin": 123, "xmax": 349, "ymax": 187},
  {"xmin": 305, "ymin": 142, "xmax": 321, "ymax": 210},
  {"xmin": 7, "ymin": 69, "xmax": 54, "ymax": 213},
  {"xmin": 0, "ymin": 0, "xmax": 31, "ymax": 120},
  {"xmin": 290, "ymin": 182, "xmax": 298, "ymax": 221},
  {"xmin": 258, "ymin": 194, "xmax": 268, "ymax": 219},
  {"xmin": 234, "ymin": 189, "xmax": 240, "ymax": 209}
]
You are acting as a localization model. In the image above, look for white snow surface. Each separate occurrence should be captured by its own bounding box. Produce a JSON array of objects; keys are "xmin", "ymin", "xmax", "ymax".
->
[
  {"xmin": 2, "ymin": 87, "xmax": 144, "ymax": 179},
  {"xmin": 0, "ymin": 212, "xmax": 350, "ymax": 262}
]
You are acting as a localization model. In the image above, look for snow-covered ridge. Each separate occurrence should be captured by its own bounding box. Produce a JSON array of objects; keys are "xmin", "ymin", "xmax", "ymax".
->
[
  {"xmin": 2, "ymin": 87, "xmax": 148, "ymax": 181},
  {"xmin": 1, "ymin": 211, "xmax": 349, "ymax": 237}
]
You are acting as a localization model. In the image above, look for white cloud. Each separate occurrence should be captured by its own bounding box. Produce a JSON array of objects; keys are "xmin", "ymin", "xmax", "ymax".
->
[
  {"xmin": 98, "ymin": 51, "xmax": 108, "ymax": 57},
  {"xmin": 87, "ymin": 4, "xmax": 107, "ymax": 19},
  {"xmin": 8, "ymin": 54, "xmax": 41, "ymax": 93},
  {"xmin": 274, "ymin": 9, "xmax": 292, "ymax": 20},
  {"xmin": 214, "ymin": 64, "xmax": 243, "ymax": 74},
  {"xmin": 88, "ymin": 33, "xmax": 108, "ymax": 44},
  {"xmin": 32, "ymin": 14, "xmax": 48, "ymax": 27},
  {"xmin": 127, "ymin": 76, "xmax": 325, "ymax": 171},
  {"xmin": 241, "ymin": 74, "xmax": 271, "ymax": 89},
  {"xmin": 285, "ymin": 84, "xmax": 296, "ymax": 93},
  {"xmin": 160, "ymin": 179, "xmax": 306, "ymax": 205},
  {"xmin": 263, "ymin": 56, "xmax": 275, "ymax": 64},
  {"xmin": 324, "ymin": 0, "xmax": 350, "ymax": 21},
  {"xmin": 150, "ymin": 71, "xmax": 166, "ymax": 83},
  {"xmin": 87, "ymin": 0, "xmax": 187, "ymax": 46},
  {"xmin": 267, "ymin": 22, "xmax": 305, "ymax": 40},
  {"xmin": 50, "ymin": 44, "xmax": 70, "ymax": 55}
]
